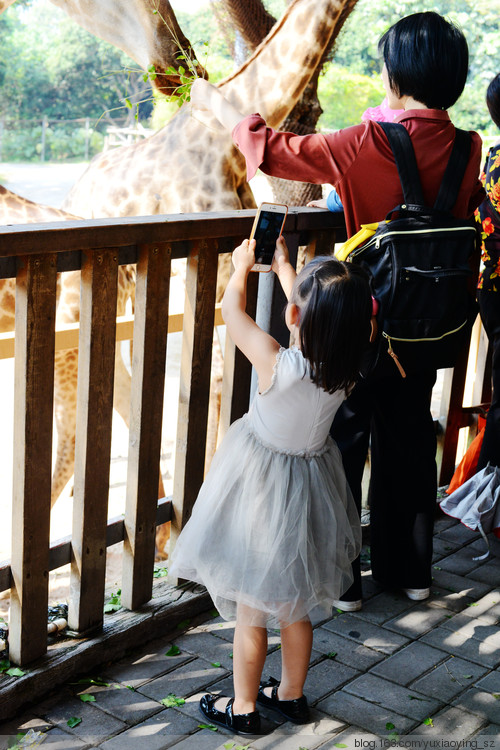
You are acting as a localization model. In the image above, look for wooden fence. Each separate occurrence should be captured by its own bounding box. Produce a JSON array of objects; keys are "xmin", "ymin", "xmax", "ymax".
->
[{"xmin": 0, "ymin": 207, "xmax": 489, "ymax": 674}]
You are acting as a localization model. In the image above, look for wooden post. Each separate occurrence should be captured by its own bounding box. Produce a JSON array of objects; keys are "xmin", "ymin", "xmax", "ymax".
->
[
  {"xmin": 122, "ymin": 244, "xmax": 171, "ymax": 610},
  {"xmin": 69, "ymin": 249, "xmax": 118, "ymax": 633},
  {"xmin": 10, "ymin": 254, "xmax": 57, "ymax": 666},
  {"xmin": 170, "ymin": 239, "xmax": 218, "ymax": 563},
  {"xmin": 40, "ymin": 116, "xmax": 48, "ymax": 163}
]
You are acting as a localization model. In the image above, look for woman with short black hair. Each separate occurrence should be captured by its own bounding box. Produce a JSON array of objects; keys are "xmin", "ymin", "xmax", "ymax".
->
[{"xmin": 189, "ymin": 11, "xmax": 485, "ymax": 609}]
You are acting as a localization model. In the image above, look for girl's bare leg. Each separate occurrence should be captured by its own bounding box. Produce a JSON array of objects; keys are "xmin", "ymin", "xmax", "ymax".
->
[
  {"xmin": 278, "ymin": 618, "xmax": 313, "ymax": 699},
  {"xmin": 215, "ymin": 605, "xmax": 267, "ymax": 714}
]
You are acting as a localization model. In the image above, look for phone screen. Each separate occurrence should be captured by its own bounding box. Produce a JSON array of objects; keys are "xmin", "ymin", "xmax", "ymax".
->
[{"xmin": 253, "ymin": 210, "xmax": 286, "ymax": 266}]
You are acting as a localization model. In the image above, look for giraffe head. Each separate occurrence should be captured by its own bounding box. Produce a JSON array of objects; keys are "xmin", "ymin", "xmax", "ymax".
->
[{"xmin": 1, "ymin": 0, "xmax": 207, "ymax": 95}]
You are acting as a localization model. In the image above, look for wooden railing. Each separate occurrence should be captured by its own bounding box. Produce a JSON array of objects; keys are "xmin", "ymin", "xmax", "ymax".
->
[
  {"xmin": 0, "ymin": 208, "xmax": 489, "ymax": 672},
  {"xmin": 0, "ymin": 208, "xmax": 347, "ymax": 668}
]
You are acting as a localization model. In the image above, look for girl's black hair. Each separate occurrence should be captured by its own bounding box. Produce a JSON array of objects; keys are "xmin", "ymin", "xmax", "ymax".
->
[
  {"xmin": 486, "ymin": 73, "xmax": 500, "ymax": 130},
  {"xmin": 378, "ymin": 11, "xmax": 468, "ymax": 110},
  {"xmin": 292, "ymin": 257, "xmax": 372, "ymax": 394}
]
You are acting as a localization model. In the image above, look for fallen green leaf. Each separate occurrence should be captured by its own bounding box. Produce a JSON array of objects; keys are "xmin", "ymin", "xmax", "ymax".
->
[
  {"xmin": 198, "ymin": 723, "xmax": 218, "ymax": 731},
  {"xmin": 223, "ymin": 743, "xmax": 235, "ymax": 750},
  {"xmin": 104, "ymin": 591, "xmax": 122, "ymax": 613},
  {"xmin": 126, "ymin": 685, "xmax": 136, "ymax": 691},
  {"xmin": 177, "ymin": 619, "xmax": 191, "ymax": 630},
  {"xmin": 161, "ymin": 693, "xmax": 185, "ymax": 708},
  {"xmin": 153, "ymin": 567, "xmax": 169, "ymax": 578},
  {"xmin": 335, "ymin": 744, "xmax": 348, "ymax": 748},
  {"xmin": 73, "ymin": 677, "xmax": 109, "ymax": 687},
  {"xmin": 492, "ymin": 693, "xmax": 500, "ymax": 700},
  {"xmin": 326, "ymin": 651, "xmax": 337, "ymax": 659},
  {"xmin": 386, "ymin": 723, "xmax": 395, "ymax": 731},
  {"xmin": 79, "ymin": 694, "xmax": 96, "ymax": 703},
  {"xmin": 463, "ymin": 675, "xmax": 473, "ymax": 679},
  {"xmin": 165, "ymin": 644, "xmax": 181, "ymax": 657},
  {"xmin": 0, "ymin": 659, "xmax": 11, "ymax": 673},
  {"xmin": 467, "ymin": 602, "xmax": 479, "ymax": 607},
  {"xmin": 211, "ymin": 662, "xmax": 221, "ymax": 668},
  {"xmin": 409, "ymin": 695, "xmax": 425, "ymax": 701},
  {"xmin": 67, "ymin": 717, "xmax": 82, "ymax": 728},
  {"xmin": 211, "ymin": 609, "xmax": 219, "ymax": 618},
  {"xmin": 423, "ymin": 717, "xmax": 434, "ymax": 727},
  {"xmin": 6, "ymin": 667, "xmax": 25, "ymax": 677},
  {"xmin": 229, "ymin": 652, "xmax": 233, "ymax": 659}
]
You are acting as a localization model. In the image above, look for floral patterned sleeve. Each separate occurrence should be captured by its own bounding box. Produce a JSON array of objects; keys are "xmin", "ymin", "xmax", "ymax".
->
[{"xmin": 476, "ymin": 144, "xmax": 500, "ymax": 291}]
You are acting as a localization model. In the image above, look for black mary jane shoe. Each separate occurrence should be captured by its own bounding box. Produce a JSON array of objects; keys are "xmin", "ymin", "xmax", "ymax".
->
[
  {"xmin": 199, "ymin": 693, "xmax": 261, "ymax": 736},
  {"xmin": 257, "ymin": 676, "xmax": 310, "ymax": 724}
]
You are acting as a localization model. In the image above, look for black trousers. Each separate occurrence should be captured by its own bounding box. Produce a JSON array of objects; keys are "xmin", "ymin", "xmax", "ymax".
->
[
  {"xmin": 477, "ymin": 290, "xmax": 500, "ymax": 470},
  {"xmin": 331, "ymin": 367, "xmax": 437, "ymax": 600}
]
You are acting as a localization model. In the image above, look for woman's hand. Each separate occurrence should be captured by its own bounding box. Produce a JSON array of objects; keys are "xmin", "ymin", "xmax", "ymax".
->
[{"xmin": 232, "ymin": 239, "xmax": 256, "ymax": 273}]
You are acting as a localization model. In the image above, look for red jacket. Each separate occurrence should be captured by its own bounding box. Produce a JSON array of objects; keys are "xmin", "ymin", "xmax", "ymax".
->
[{"xmin": 233, "ymin": 109, "xmax": 485, "ymax": 237}]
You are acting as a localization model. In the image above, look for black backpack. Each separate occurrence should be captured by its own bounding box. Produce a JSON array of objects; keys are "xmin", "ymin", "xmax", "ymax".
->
[{"xmin": 337, "ymin": 121, "xmax": 479, "ymax": 377}]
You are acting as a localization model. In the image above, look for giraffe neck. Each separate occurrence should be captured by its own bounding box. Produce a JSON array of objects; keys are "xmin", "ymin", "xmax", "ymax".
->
[{"xmin": 219, "ymin": 0, "xmax": 347, "ymax": 128}]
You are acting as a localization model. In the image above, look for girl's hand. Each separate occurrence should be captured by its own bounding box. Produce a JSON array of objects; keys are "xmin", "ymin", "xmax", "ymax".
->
[
  {"xmin": 232, "ymin": 239, "xmax": 256, "ymax": 273},
  {"xmin": 272, "ymin": 235, "xmax": 290, "ymax": 273},
  {"xmin": 190, "ymin": 78, "xmax": 218, "ymax": 112}
]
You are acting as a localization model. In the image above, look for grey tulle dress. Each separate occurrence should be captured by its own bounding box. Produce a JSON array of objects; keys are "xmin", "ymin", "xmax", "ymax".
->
[{"xmin": 169, "ymin": 347, "xmax": 361, "ymax": 628}]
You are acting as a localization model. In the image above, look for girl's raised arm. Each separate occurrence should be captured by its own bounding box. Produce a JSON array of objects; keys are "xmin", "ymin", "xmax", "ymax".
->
[{"xmin": 222, "ymin": 240, "xmax": 280, "ymax": 392}]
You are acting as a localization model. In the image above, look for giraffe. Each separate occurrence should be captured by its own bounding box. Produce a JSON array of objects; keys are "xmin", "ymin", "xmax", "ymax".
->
[
  {"xmin": 0, "ymin": 186, "xmax": 172, "ymax": 556},
  {"xmin": 0, "ymin": 0, "xmax": 205, "ymax": 95},
  {"xmin": 62, "ymin": 0, "xmax": 354, "ymax": 222}
]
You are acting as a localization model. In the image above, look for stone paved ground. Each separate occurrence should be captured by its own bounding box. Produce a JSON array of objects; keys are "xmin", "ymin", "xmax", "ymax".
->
[{"xmin": 1, "ymin": 514, "xmax": 499, "ymax": 749}]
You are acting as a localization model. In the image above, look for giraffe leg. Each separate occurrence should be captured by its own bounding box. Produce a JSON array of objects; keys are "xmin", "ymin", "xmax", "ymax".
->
[{"xmin": 51, "ymin": 348, "xmax": 79, "ymax": 507}]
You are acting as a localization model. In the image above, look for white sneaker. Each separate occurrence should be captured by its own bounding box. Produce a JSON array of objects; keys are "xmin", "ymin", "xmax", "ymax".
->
[
  {"xmin": 403, "ymin": 587, "xmax": 430, "ymax": 601},
  {"xmin": 333, "ymin": 599, "xmax": 362, "ymax": 612}
]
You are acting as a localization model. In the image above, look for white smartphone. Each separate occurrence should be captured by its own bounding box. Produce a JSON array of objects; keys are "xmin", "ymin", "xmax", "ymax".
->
[{"xmin": 249, "ymin": 202, "xmax": 288, "ymax": 272}]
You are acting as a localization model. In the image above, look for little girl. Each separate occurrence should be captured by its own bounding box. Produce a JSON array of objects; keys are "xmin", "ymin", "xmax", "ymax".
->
[{"xmin": 169, "ymin": 236, "xmax": 373, "ymax": 736}]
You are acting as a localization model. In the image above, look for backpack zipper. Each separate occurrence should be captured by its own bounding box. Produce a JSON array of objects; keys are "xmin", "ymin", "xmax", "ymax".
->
[
  {"xmin": 350, "ymin": 224, "xmax": 476, "ymax": 256},
  {"xmin": 382, "ymin": 320, "xmax": 468, "ymax": 377}
]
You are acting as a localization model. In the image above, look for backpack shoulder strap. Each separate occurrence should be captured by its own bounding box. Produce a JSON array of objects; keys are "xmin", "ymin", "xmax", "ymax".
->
[
  {"xmin": 433, "ymin": 128, "xmax": 472, "ymax": 212},
  {"xmin": 378, "ymin": 121, "xmax": 425, "ymax": 206}
]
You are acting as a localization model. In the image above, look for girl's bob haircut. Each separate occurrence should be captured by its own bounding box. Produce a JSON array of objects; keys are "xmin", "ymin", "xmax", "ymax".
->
[
  {"xmin": 378, "ymin": 11, "xmax": 468, "ymax": 110},
  {"xmin": 486, "ymin": 73, "xmax": 500, "ymax": 130},
  {"xmin": 292, "ymin": 257, "xmax": 372, "ymax": 394}
]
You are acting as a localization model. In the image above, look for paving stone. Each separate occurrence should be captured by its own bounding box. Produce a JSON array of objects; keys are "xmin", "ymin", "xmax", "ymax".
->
[
  {"xmin": 421, "ymin": 626, "xmax": 500, "ymax": 668},
  {"xmin": 312, "ymin": 627, "xmax": 384, "ymax": 670},
  {"xmin": 430, "ymin": 568, "xmax": 492, "ymax": 599},
  {"xmin": 75, "ymin": 684, "xmax": 162, "ymax": 725},
  {"xmin": 410, "ymin": 657, "xmax": 489, "ymax": 702},
  {"xmin": 0, "ymin": 714, "xmax": 53, "ymax": 748},
  {"xmin": 0, "ymin": 726, "xmax": 86, "ymax": 750},
  {"xmin": 475, "ymin": 670, "xmax": 500, "ymax": 692},
  {"xmin": 172, "ymin": 631, "xmax": 236, "ymax": 670},
  {"xmin": 370, "ymin": 642, "xmax": 448, "ymax": 685},
  {"xmin": 98, "ymin": 707, "xmax": 200, "ymax": 750},
  {"xmin": 343, "ymin": 673, "xmax": 442, "ymax": 721},
  {"xmin": 440, "ymin": 614, "xmax": 500, "ymax": 641},
  {"xmin": 351, "ymin": 590, "xmax": 416, "ymax": 625},
  {"xmin": 316, "ymin": 690, "xmax": 417, "ymax": 736},
  {"xmin": 468, "ymin": 556, "xmax": 500, "ymax": 585},
  {"xmin": 40, "ymin": 728, "xmax": 92, "ymax": 748},
  {"xmin": 322, "ymin": 614, "xmax": 409, "ymax": 654},
  {"xmin": 102, "ymin": 642, "xmax": 194, "ymax": 688},
  {"xmin": 138, "ymin": 658, "xmax": 228, "ymax": 702},
  {"xmin": 41, "ymin": 697, "xmax": 128, "ymax": 744},
  {"xmin": 167, "ymin": 728, "xmax": 231, "ymax": 749},
  {"xmin": 383, "ymin": 601, "xmax": 454, "ymax": 638},
  {"xmin": 250, "ymin": 708, "xmax": 345, "ymax": 749},
  {"xmin": 304, "ymin": 658, "xmax": 360, "ymax": 702},
  {"xmin": 447, "ymin": 589, "xmax": 500, "ymax": 624},
  {"xmin": 452, "ymin": 684, "xmax": 500, "ymax": 724},
  {"xmin": 406, "ymin": 705, "xmax": 487, "ymax": 739},
  {"xmin": 477, "ymin": 723, "xmax": 500, "ymax": 737},
  {"xmin": 436, "ymin": 547, "xmax": 489, "ymax": 576},
  {"xmin": 432, "ymin": 536, "xmax": 462, "ymax": 560},
  {"xmin": 435, "ymin": 523, "xmax": 480, "ymax": 546},
  {"xmin": 318, "ymin": 726, "xmax": 382, "ymax": 748},
  {"xmin": 434, "ymin": 515, "xmax": 460, "ymax": 534},
  {"xmin": 259, "ymin": 644, "xmax": 320, "ymax": 679}
]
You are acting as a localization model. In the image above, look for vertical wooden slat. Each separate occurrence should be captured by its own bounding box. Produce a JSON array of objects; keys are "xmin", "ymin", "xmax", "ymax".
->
[
  {"xmin": 122, "ymin": 243, "xmax": 171, "ymax": 610},
  {"xmin": 218, "ymin": 270, "xmax": 258, "ymax": 439},
  {"xmin": 10, "ymin": 253, "xmax": 57, "ymax": 666},
  {"xmin": 69, "ymin": 249, "xmax": 118, "ymax": 633},
  {"xmin": 170, "ymin": 239, "xmax": 218, "ymax": 562}
]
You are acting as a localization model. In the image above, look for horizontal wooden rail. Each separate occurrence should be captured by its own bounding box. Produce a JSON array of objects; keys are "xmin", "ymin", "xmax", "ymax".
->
[
  {"xmin": 0, "ymin": 498, "xmax": 172, "ymax": 594},
  {"xmin": 0, "ymin": 306, "xmax": 224, "ymax": 359}
]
